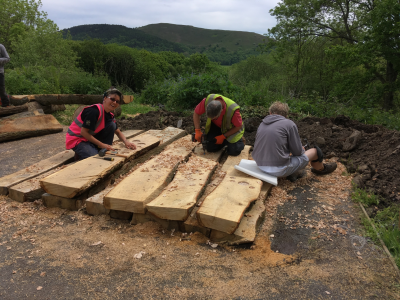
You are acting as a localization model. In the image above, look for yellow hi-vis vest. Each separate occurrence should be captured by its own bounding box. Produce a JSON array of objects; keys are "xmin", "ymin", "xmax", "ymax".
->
[{"xmin": 204, "ymin": 94, "xmax": 244, "ymax": 143}]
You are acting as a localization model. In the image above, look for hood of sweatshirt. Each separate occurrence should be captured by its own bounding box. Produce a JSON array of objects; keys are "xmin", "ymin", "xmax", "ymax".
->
[{"xmin": 262, "ymin": 114, "xmax": 287, "ymax": 125}]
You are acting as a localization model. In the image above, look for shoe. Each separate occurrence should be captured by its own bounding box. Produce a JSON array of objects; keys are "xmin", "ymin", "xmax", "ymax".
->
[
  {"xmin": 287, "ymin": 170, "xmax": 306, "ymax": 182},
  {"xmin": 311, "ymin": 163, "xmax": 337, "ymax": 175}
]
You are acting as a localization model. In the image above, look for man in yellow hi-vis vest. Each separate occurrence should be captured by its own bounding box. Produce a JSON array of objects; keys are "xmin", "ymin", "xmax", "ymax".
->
[{"xmin": 193, "ymin": 94, "xmax": 245, "ymax": 156}]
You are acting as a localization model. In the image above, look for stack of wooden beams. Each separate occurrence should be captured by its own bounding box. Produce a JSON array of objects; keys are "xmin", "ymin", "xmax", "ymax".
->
[{"xmin": 0, "ymin": 128, "xmax": 273, "ymax": 244}]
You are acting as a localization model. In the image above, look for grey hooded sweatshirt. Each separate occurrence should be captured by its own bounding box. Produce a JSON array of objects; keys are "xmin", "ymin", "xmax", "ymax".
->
[{"xmin": 252, "ymin": 114, "xmax": 304, "ymax": 167}]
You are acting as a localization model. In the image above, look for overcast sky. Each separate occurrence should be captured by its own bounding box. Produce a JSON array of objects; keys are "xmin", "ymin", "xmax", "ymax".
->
[{"xmin": 40, "ymin": 0, "xmax": 280, "ymax": 35}]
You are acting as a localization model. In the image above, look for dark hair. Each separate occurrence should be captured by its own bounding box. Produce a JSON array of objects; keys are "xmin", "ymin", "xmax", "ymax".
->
[{"xmin": 103, "ymin": 87, "xmax": 123, "ymax": 99}]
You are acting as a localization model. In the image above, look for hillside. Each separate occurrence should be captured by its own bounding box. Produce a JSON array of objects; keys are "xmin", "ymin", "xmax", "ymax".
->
[
  {"xmin": 63, "ymin": 24, "xmax": 191, "ymax": 53},
  {"xmin": 138, "ymin": 23, "xmax": 266, "ymax": 52},
  {"xmin": 63, "ymin": 23, "xmax": 266, "ymax": 65}
]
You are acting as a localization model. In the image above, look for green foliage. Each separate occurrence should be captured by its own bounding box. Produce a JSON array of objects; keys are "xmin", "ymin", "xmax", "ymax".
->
[
  {"xmin": 65, "ymin": 24, "xmax": 264, "ymax": 66},
  {"xmin": 351, "ymin": 187, "xmax": 380, "ymax": 207},
  {"xmin": 10, "ymin": 20, "xmax": 77, "ymax": 69},
  {"xmin": 139, "ymin": 72, "xmax": 242, "ymax": 110},
  {"xmin": 0, "ymin": 0, "xmax": 48, "ymax": 50},
  {"xmin": 5, "ymin": 66, "xmax": 110, "ymax": 95},
  {"xmin": 371, "ymin": 206, "xmax": 400, "ymax": 268},
  {"xmin": 64, "ymin": 24, "xmax": 191, "ymax": 53},
  {"xmin": 267, "ymin": 0, "xmax": 400, "ymax": 110}
]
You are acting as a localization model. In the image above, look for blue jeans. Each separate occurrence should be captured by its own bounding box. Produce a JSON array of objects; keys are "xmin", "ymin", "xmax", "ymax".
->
[
  {"xmin": 73, "ymin": 121, "xmax": 116, "ymax": 160},
  {"xmin": 206, "ymin": 122, "xmax": 245, "ymax": 156}
]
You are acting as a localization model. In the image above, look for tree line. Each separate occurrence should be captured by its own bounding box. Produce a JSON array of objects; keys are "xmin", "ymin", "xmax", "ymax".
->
[{"xmin": 1, "ymin": 0, "xmax": 399, "ymax": 129}]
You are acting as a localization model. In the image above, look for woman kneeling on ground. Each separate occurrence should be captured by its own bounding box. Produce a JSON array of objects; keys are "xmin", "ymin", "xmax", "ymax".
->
[{"xmin": 66, "ymin": 88, "xmax": 136, "ymax": 161}]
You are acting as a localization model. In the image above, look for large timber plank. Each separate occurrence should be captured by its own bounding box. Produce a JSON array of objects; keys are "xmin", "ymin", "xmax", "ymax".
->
[
  {"xmin": 104, "ymin": 135, "xmax": 196, "ymax": 214},
  {"xmin": 196, "ymin": 146, "xmax": 263, "ymax": 234},
  {"xmin": 85, "ymin": 127, "xmax": 187, "ymax": 214},
  {"xmin": 42, "ymin": 193, "xmax": 84, "ymax": 211},
  {"xmin": 86, "ymin": 186, "xmax": 112, "ymax": 216},
  {"xmin": 0, "ymin": 105, "xmax": 28, "ymax": 117},
  {"xmin": 193, "ymin": 144, "xmax": 225, "ymax": 162},
  {"xmin": 146, "ymin": 127, "xmax": 187, "ymax": 144},
  {"xmin": 113, "ymin": 129, "xmax": 144, "ymax": 143},
  {"xmin": 40, "ymin": 133, "xmax": 160, "ymax": 198},
  {"xmin": 0, "ymin": 114, "xmax": 63, "ymax": 142},
  {"xmin": 0, "ymin": 150, "xmax": 75, "ymax": 195},
  {"xmin": 209, "ymin": 182, "xmax": 273, "ymax": 244},
  {"xmin": 8, "ymin": 167, "xmax": 65, "ymax": 202},
  {"xmin": 147, "ymin": 155, "xmax": 217, "ymax": 221}
]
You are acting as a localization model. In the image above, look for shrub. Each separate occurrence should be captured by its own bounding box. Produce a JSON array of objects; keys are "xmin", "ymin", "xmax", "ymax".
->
[{"xmin": 5, "ymin": 66, "xmax": 110, "ymax": 95}]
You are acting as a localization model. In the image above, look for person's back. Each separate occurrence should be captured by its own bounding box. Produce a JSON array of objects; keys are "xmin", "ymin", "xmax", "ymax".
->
[
  {"xmin": 253, "ymin": 101, "xmax": 337, "ymax": 182},
  {"xmin": 252, "ymin": 114, "xmax": 303, "ymax": 167}
]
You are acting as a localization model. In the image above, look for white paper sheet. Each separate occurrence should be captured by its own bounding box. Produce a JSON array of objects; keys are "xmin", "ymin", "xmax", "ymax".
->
[{"xmin": 234, "ymin": 159, "xmax": 278, "ymax": 186}]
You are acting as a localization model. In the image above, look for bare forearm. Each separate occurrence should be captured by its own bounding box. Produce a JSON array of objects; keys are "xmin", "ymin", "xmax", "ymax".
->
[
  {"xmin": 193, "ymin": 112, "xmax": 201, "ymax": 129},
  {"xmin": 224, "ymin": 125, "xmax": 241, "ymax": 138}
]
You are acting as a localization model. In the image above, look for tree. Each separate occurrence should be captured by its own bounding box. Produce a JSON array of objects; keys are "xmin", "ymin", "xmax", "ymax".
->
[
  {"xmin": 268, "ymin": 0, "xmax": 400, "ymax": 110},
  {"xmin": 0, "ymin": 0, "xmax": 48, "ymax": 50}
]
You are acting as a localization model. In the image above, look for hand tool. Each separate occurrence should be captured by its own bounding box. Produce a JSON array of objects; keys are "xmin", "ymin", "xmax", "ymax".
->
[
  {"xmin": 98, "ymin": 148, "xmax": 129, "ymax": 158},
  {"xmin": 303, "ymin": 138, "xmax": 309, "ymax": 150},
  {"xmin": 192, "ymin": 132, "xmax": 208, "ymax": 154}
]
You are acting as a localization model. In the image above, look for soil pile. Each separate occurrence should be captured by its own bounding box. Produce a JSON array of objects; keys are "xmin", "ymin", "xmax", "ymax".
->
[{"xmin": 118, "ymin": 111, "xmax": 400, "ymax": 204}]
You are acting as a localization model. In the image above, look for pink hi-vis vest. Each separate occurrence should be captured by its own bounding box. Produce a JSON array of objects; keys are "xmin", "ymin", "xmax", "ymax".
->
[{"xmin": 65, "ymin": 104, "xmax": 111, "ymax": 150}]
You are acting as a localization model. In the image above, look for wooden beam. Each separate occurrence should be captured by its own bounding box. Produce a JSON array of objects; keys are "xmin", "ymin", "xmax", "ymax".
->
[
  {"xmin": 8, "ymin": 167, "xmax": 64, "ymax": 202},
  {"xmin": 147, "ymin": 155, "xmax": 217, "ymax": 221},
  {"xmin": 104, "ymin": 135, "xmax": 196, "ymax": 214},
  {"xmin": 85, "ymin": 186, "xmax": 112, "ymax": 216},
  {"xmin": 0, "ymin": 105, "xmax": 28, "ymax": 117},
  {"xmin": 86, "ymin": 127, "xmax": 186, "ymax": 215},
  {"xmin": 113, "ymin": 129, "xmax": 144, "ymax": 143},
  {"xmin": 0, "ymin": 150, "xmax": 75, "ymax": 195},
  {"xmin": 40, "ymin": 133, "xmax": 160, "ymax": 198},
  {"xmin": 42, "ymin": 193, "xmax": 85, "ymax": 211},
  {"xmin": 1, "ymin": 109, "xmax": 44, "ymax": 120},
  {"xmin": 0, "ymin": 114, "xmax": 63, "ymax": 142},
  {"xmin": 196, "ymin": 146, "xmax": 263, "ymax": 234},
  {"xmin": 193, "ymin": 144, "xmax": 225, "ymax": 162},
  {"xmin": 209, "ymin": 183, "xmax": 272, "ymax": 244}
]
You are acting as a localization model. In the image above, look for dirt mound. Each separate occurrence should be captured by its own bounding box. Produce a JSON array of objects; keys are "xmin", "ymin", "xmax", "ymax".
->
[{"xmin": 117, "ymin": 112, "xmax": 400, "ymax": 204}]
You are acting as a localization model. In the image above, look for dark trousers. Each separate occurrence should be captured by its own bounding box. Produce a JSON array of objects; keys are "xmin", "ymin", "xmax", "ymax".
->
[
  {"xmin": 205, "ymin": 122, "xmax": 245, "ymax": 156},
  {"xmin": 72, "ymin": 120, "xmax": 117, "ymax": 160},
  {"xmin": 0, "ymin": 73, "xmax": 9, "ymax": 107}
]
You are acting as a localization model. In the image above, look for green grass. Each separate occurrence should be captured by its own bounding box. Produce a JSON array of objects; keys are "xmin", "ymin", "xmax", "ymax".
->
[
  {"xmin": 352, "ymin": 188, "xmax": 400, "ymax": 268},
  {"xmin": 52, "ymin": 104, "xmax": 80, "ymax": 126},
  {"xmin": 120, "ymin": 102, "xmax": 157, "ymax": 118},
  {"xmin": 351, "ymin": 187, "xmax": 380, "ymax": 207}
]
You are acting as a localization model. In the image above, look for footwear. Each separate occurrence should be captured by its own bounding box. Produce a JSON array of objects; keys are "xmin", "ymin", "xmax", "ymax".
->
[
  {"xmin": 311, "ymin": 163, "xmax": 337, "ymax": 175},
  {"xmin": 287, "ymin": 170, "xmax": 306, "ymax": 182}
]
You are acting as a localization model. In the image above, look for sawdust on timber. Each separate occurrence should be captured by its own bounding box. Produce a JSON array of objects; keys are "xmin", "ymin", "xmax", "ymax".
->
[{"xmin": 1, "ymin": 158, "xmax": 399, "ymax": 298}]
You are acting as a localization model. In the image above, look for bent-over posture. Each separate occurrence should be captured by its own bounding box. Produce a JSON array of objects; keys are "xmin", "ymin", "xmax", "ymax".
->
[
  {"xmin": 193, "ymin": 94, "xmax": 245, "ymax": 156},
  {"xmin": 252, "ymin": 101, "xmax": 336, "ymax": 182}
]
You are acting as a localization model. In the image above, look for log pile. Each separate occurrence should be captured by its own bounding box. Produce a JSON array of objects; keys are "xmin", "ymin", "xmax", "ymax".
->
[{"xmin": 0, "ymin": 128, "xmax": 273, "ymax": 244}]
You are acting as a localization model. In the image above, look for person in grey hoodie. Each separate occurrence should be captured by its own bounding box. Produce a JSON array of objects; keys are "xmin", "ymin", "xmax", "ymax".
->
[
  {"xmin": 0, "ymin": 44, "xmax": 10, "ymax": 107},
  {"xmin": 252, "ymin": 101, "xmax": 337, "ymax": 182}
]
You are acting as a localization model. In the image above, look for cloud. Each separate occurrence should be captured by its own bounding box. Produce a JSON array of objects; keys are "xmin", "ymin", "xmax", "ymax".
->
[{"xmin": 41, "ymin": 0, "xmax": 278, "ymax": 35}]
